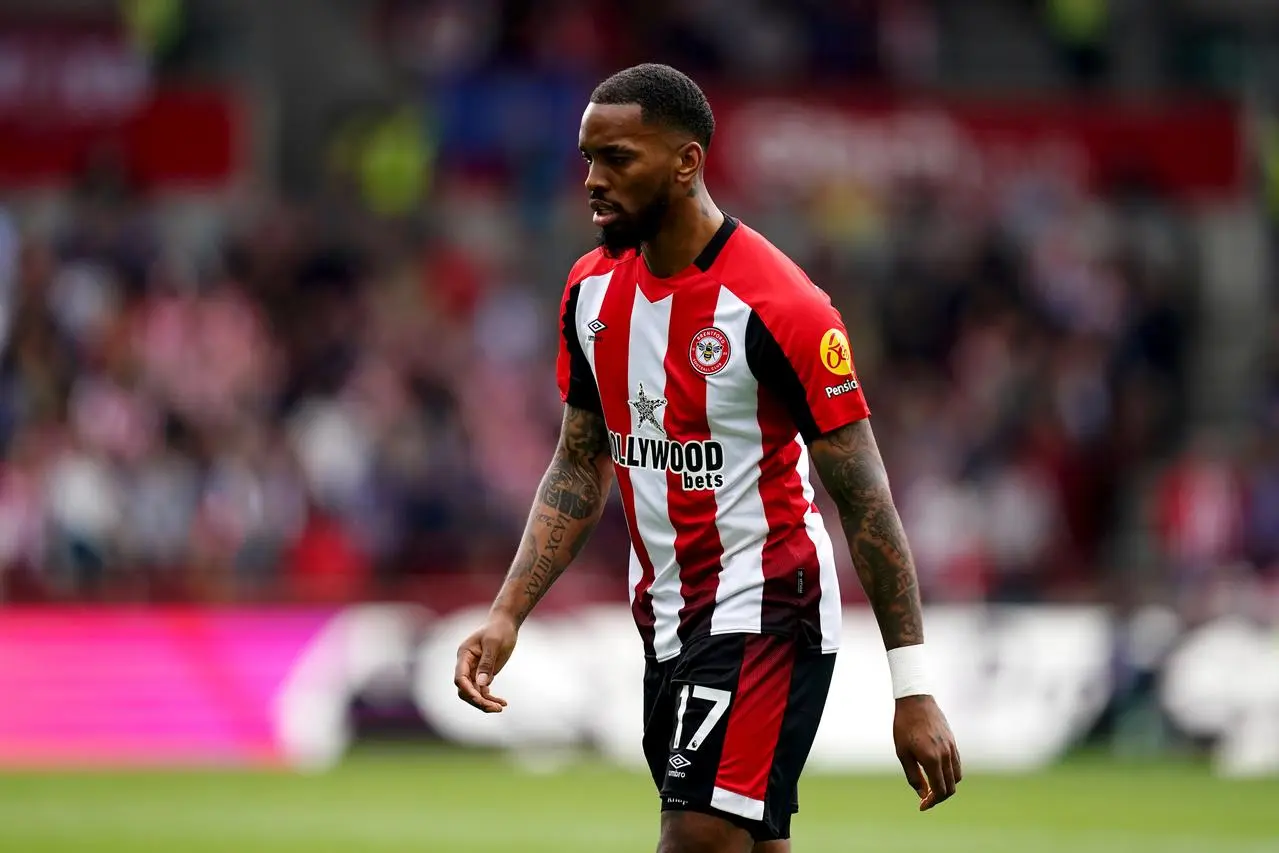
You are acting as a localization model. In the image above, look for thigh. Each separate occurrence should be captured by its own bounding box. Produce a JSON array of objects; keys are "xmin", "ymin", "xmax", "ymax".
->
[{"xmin": 658, "ymin": 810, "xmax": 753, "ymax": 853}]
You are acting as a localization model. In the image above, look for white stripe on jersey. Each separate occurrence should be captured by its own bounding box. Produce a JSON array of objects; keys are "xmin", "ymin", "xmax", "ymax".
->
[
  {"xmin": 574, "ymin": 270, "xmax": 614, "ymax": 371},
  {"xmin": 572, "ymin": 270, "xmax": 620, "ymax": 594},
  {"xmin": 625, "ymin": 290, "xmax": 684, "ymax": 661},
  {"xmin": 704, "ymin": 288, "xmax": 766, "ymax": 636},
  {"xmin": 795, "ymin": 435, "xmax": 842, "ymax": 652}
]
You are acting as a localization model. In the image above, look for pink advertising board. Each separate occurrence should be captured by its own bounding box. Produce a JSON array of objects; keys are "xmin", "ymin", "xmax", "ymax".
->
[{"xmin": 0, "ymin": 608, "xmax": 338, "ymax": 768}]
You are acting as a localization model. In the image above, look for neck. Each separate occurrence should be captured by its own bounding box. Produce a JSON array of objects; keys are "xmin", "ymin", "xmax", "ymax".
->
[{"xmin": 641, "ymin": 189, "xmax": 724, "ymax": 279}]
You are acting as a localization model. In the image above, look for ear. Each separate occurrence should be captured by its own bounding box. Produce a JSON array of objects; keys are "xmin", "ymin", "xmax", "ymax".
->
[{"xmin": 674, "ymin": 140, "xmax": 704, "ymax": 189}]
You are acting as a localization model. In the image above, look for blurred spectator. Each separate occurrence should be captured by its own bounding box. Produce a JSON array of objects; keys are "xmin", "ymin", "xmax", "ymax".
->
[
  {"xmin": 1043, "ymin": 0, "xmax": 1112, "ymax": 87},
  {"xmin": 1153, "ymin": 431, "xmax": 1248, "ymax": 617},
  {"xmin": 1245, "ymin": 427, "xmax": 1279, "ymax": 580}
]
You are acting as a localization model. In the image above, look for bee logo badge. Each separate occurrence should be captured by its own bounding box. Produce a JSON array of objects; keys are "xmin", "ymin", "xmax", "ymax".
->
[{"xmin": 689, "ymin": 327, "xmax": 730, "ymax": 376}]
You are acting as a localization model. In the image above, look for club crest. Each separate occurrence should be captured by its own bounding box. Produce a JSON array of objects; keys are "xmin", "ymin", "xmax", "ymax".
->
[{"xmin": 689, "ymin": 327, "xmax": 730, "ymax": 376}]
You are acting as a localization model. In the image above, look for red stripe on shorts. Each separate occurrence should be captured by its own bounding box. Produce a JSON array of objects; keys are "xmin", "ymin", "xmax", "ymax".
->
[{"xmin": 714, "ymin": 634, "xmax": 797, "ymax": 801}]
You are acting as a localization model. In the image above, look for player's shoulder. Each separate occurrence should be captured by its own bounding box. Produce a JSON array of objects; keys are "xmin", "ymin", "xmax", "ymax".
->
[
  {"xmin": 720, "ymin": 220, "xmax": 837, "ymax": 319},
  {"xmin": 566, "ymin": 246, "xmax": 631, "ymax": 288}
]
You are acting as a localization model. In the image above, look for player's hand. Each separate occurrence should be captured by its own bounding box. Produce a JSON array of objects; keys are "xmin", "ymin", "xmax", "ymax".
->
[
  {"xmin": 893, "ymin": 694, "xmax": 962, "ymax": 811},
  {"xmin": 453, "ymin": 614, "xmax": 517, "ymax": 713}
]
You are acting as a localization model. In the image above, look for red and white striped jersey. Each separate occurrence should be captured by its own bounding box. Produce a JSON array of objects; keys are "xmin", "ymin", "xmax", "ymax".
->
[{"xmin": 556, "ymin": 215, "xmax": 870, "ymax": 661}]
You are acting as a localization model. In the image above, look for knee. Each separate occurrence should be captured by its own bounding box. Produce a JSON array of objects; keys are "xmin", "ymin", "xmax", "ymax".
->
[{"xmin": 658, "ymin": 811, "xmax": 751, "ymax": 853}]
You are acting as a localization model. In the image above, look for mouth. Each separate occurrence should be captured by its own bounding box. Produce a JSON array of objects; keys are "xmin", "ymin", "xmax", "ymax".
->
[{"xmin": 590, "ymin": 200, "xmax": 620, "ymax": 227}]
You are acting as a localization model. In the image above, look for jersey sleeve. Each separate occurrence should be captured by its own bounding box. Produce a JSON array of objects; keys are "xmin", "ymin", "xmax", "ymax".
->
[
  {"xmin": 745, "ymin": 293, "xmax": 870, "ymax": 443},
  {"xmin": 555, "ymin": 277, "xmax": 604, "ymax": 415}
]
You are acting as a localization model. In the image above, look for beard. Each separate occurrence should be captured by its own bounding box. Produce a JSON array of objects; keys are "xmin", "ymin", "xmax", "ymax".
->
[{"xmin": 596, "ymin": 188, "xmax": 671, "ymax": 259}]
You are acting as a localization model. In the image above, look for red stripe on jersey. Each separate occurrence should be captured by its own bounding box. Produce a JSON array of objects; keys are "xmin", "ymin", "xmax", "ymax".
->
[
  {"xmin": 662, "ymin": 285, "xmax": 726, "ymax": 642},
  {"xmin": 756, "ymin": 389, "xmax": 821, "ymax": 637},
  {"xmin": 593, "ymin": 272, "xmax": 657, "ymax": 652},
  {"xmin": 715, "ymin": 634, "xmax": 796, "ymax": 801}
]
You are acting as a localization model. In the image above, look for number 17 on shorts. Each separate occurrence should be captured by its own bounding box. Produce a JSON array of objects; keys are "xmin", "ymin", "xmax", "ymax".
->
[{"xmin": 641, "ymin": 633, "xmax": 836, "ymax": 839}]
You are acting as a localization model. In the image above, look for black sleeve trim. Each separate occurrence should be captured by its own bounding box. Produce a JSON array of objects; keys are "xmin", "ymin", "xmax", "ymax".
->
[
  {"xmin": 562, "ymin": 283, "xmax": 604, "ymax": 415},
  {"xmin": 745, "ymin": 310, "xmax": 820, "ymax": 442}
]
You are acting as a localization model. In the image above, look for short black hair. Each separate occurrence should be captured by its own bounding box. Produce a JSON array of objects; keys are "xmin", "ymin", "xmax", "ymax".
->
[{"xmin": 590, "ymin": 64, "xmax": 715, "ymax": 150}]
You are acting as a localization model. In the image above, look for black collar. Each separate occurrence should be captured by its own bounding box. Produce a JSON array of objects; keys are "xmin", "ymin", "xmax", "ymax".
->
[{"xmin": 692, "ymin": 213, "xmax": 739, "ymax": 272}]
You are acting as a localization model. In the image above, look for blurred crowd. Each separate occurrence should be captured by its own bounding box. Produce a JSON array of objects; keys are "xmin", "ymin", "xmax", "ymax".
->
[
  {"xmin": 371, "ymin": 0, "xmax": 1209, "ymax": 92},
  {"xmin": 376, "ymin": 0, "xmax": 940, "ymax": 86},
  {"xmin": 0, "ymin": 0, "xmax": 1273, "ymax": 618},
  {"xmin": 769, "ymin": 170, "xmax": 1274, "ymax": 617},
  {"xmin": 0, "ymin": 143, "xmax": 1273, "ymax": 615}
]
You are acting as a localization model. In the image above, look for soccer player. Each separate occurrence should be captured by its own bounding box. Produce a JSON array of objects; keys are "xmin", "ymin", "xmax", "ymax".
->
[{"xmin": 454, "ymin": 64, "xmax": 961, "ymax": 852}]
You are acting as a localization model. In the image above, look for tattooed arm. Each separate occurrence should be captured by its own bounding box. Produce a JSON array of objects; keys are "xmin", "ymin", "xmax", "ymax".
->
[
  {"xmin": 809, "ymin": 417, "xmax": 962, "ymax": 810},
  {"xmin": 454, "ymin": 404, "xmax": 613, "ymax": 712},
  {"xmin": 489, "ymin": 404, "xmax": 614, "ymax": 626},
  {"xmin": 809, "ymin": 418, "xmax": 921, "ymax": 650}
]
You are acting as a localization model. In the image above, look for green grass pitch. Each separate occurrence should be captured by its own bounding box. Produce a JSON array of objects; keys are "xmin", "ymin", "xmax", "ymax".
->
[{"xmin": 0, "ymin": 747, "xmax": 1275, "ymax": 852}]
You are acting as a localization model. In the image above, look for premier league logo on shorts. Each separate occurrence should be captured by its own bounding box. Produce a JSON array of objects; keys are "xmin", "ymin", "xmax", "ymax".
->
[{"xmin": 689, "ymin": 327, "xmax": 730, "ymax": 376}]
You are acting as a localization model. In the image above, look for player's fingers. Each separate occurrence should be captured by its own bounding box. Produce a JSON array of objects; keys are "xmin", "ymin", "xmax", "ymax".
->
[
  {"xmin": 952, "ymin": 740, "xmax": 964, "ymax": 783},
  {"xmin": 919, "ymin": 752, "xmax": 949, "ymax": 811},
  {"xmin": 453, "ymin": 646, "xmax": 478, "ymax": 691},
  {"xmin": 454, "ymin": 674, "xmax": 486, "ymax": 709},
  {"xmin": 476, "ymin": 637, "xmax": 498, "ymax": 689},
  {"xmin": 454, "ymin": 668, "xmax": 489, "ymax": 709},
  {"xmin": 897, "ymin": 751, "xmax": 927, "ymax": 799},
  {"xmin": 478, "ymin": 690, "xmax": 506, "ymax": 711},
  {"xmin": 937, "ymin": 750, "xmax": 958, "ymax": 803},
  {"xmin": 456, "ymin": 675, "xmax": 504, "ymax": 713},
  {"xmin": 472, "ymin": 637, "xmax": 510, "ymax": 708},
  {"xmin": 454, "ymin": 647, "xmax": 503, "ymax": 713}
]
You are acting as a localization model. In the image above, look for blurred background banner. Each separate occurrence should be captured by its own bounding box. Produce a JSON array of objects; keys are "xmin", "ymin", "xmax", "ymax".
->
[
  {"xmin": 0, "ymin": 87, "xmax": 242, "ymax": 189},
  {"xmin": 0, "ymin": 16, "xmax": 242, "ymax": 188},
  {"xmin": 703, "ymin": 94, "xmax": 1244, "ymax": 204},
  {"xmin": 5, "ymin": 603, "xmax": 1276, "ymax": 779},
  {"xmin": 0, "ymin": 0, "xmax": 1277, "ymax": 800},
  {"xmin": 0, "ymin": 607, "xmax": 342, "ymax": 768}
]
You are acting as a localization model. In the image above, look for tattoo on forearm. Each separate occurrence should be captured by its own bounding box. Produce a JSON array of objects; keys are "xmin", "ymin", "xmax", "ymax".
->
[
  {"xmin": 812, "ymin": 420, "xmax": 923, "ymax": 648},
  {"xmin": 540, "ymin": 467, "xmax": 600, "ymax": 519},
  {"xmin": 503, "ymin": 406, "xmax": 611, "ymax": 624},
  {"xmin": 542, "ymin": 406, "xmax": 609, "ymax": 518},
  {"xmin": 513, "ymin": 511, "xmax": 571, "ymax": 624}
]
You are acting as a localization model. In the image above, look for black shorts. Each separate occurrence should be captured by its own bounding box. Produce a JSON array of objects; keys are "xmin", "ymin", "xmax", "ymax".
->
[{"xmin": 642, "ymin": 632, "xmax": 836, "ymax": 842}]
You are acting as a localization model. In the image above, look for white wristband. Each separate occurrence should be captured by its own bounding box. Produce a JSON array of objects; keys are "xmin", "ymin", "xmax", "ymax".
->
[{"xmin": 887, "ymin": 644, "xmax": 931, "ymax": 699}]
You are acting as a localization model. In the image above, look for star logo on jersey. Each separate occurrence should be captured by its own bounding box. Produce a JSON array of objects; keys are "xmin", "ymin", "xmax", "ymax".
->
[{"xmin": 629, "ymin": 382, "xmax": 667, "ymax": 434}]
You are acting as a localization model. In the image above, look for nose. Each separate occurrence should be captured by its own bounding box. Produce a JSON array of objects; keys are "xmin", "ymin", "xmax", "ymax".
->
[{"xmin": 585, "ymin": 161, "xmax": 608, "ymax": 196}]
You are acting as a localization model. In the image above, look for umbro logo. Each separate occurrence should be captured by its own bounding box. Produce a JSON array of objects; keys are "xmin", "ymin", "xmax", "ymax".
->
[
  {"xmin": 669, "ymin": 754, "xmax": 692, "ymax": 770},
  {"xmin": 586, "ymin": 318, "xmax": 606, "ymax": 340}
]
